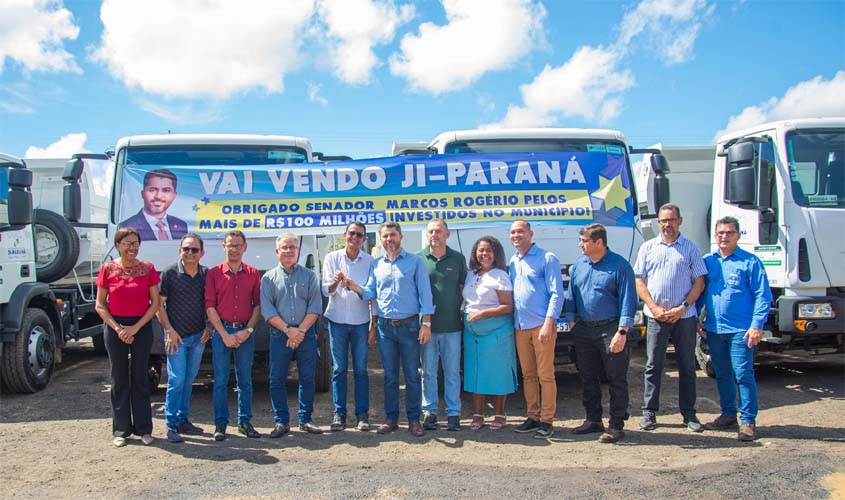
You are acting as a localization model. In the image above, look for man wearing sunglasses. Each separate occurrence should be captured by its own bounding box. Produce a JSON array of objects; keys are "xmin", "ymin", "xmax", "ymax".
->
[
  {"xmin": 156, "ymin": 234, "xmax": 209, "ymax": 443},
  {"xmin": 321, "ymin": 222, "xmax": 374, "ymax": 432}
]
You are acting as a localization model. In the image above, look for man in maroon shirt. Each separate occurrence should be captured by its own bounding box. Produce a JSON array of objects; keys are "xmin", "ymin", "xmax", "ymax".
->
[{"xmin": 206, "ymin": 230, "xmax": 262, "ymax": 441}]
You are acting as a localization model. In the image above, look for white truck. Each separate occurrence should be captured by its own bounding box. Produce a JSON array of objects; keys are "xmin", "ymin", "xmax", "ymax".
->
[
  {"xmin": 638, "ymin": 119, "xmax": 844, "ymax": 373},
  {"xmin": 394, "ymin": 127, "xmax": 672, "ymax": 367},
  {"xmin": 0, "ymin": 154, "xmax": 108, "ymax": 393}
]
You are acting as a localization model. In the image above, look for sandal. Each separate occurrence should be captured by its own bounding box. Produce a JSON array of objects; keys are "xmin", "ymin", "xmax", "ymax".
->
[
  {"xmin": 470, "ymin": 414, "xmax": 485, "ymax": 430},
  {"xmin": 490, "ymin": 415, "xmax": 507, "ymax": 431}
]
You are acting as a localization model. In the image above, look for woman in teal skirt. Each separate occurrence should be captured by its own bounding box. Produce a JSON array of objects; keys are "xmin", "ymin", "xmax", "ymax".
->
[{"xmin": 462, "ymin": 236, "xmax": 516, "ymax": 431}]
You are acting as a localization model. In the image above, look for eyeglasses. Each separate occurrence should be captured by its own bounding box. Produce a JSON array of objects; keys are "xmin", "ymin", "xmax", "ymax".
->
[
  {"xmin": 347, "ymin": 231, "xmax": 366, "ymax": 238},
  {"xmin": 657, "ymin": 218, "xmax": 679, "ymax": 225},
  {"xmin": 716, "ymin": 231, "xmax": 738, "ymax": 237},
  {"xmin": 181, "ymin": 247, "xmax": 201, "ymax": 254},
  {"xmin": 578, "ymin": 238, "xmax": 594, "ymax": 243},
  {"xmin": 224, "ymin": 244, "xmax": 244, "ymax": 250},
  {"xmin": 120, "ymin": 241, "xmax": 140, "ymax": 248}
]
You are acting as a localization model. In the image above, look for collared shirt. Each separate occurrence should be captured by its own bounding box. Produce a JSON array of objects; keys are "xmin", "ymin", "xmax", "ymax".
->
[
  {"xmin": 322, "ymin": 248, "xmax": 373, "ymax": 325},
  {"xmin": 261, "ymin": 263, "xmax": 321, "ymax": 326},
  {"xmin": 634, "ymin": 233, "xmax": 707, "ymax": 319},
  {"xmin": 696, "ymin": 247, "xmax": 772, "ymax": 333},
  {"xmin": 143, "ymin": 212, "xmax": 172, "ymax": 240},
  {"xmin": 204, "ymin": 261, "xmax": 261, "ymax": 323},
  {"xmin": 508, "ymin": 244, "xmax": 564, "ymax": 329},
  {"xmin": 159, "ymin": 260, "xmax": 207, "ymax": 336},
  {"xmin": 566, "ymin": 249, "xmax": 638, "ymax": 328},
  {"xmin": 360, "ymin": 249, "xmax": 435, "ymax": 320},
  {"xmin": 418, "ymin": 245, "xmax": 467, "ymax": 333}
]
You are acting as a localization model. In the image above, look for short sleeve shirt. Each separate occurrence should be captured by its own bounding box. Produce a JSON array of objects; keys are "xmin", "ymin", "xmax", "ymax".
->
[
  {"xmin": 96, "ymin": 260, "xmax": 160, "ymax": 317},
  {"xmin": 159, "ymin": 261, "xmax": 207, "ymax": 336},
  {"xmin": 463, "ymin": 268, "xmax": 513, "ymax": 314}
]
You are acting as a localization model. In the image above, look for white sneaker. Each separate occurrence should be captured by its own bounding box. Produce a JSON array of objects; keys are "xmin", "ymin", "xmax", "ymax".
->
[
  {"xmin": 141, "ymin": 434, "xmax": 154, "ymax": 445},
  {"xmin": 113, "ymin": 436, "xmax": 127, "ymax": 447}
]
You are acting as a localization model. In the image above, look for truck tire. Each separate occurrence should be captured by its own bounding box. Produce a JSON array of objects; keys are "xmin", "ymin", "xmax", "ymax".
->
[
  {"xmin": 91, "ymin": 333, "xmax": 108, "ymax": 355},
  {"xmin": 34, "ymin": 208, "xmax": 80, "ymax": 283},
  {"xmin": 1, "ymin": 308, "xmax": 56, "ymax": 393},
  {"xmin": 148, "ymin": 357, "xmax": 163, "ymax": 394},
  {"xmin": 695, "ymin": 335, "xmax": 716, "ymax": 378},
  {"xmin": 315, "ymin": 317, "xmax": 331, "ymax": 393}
]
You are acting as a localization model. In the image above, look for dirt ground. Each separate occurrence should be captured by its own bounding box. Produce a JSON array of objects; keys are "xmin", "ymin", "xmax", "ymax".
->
[{"xmin": 1, "ymin": 340, "xmax": 843, "ymax": 500}]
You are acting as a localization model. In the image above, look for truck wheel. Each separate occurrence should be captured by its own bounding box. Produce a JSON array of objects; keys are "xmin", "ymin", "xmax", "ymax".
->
[
  {"xmin": 695, "ymin": 335, "xmax": 716, "ymax": 378},
  {"xmin": 34, "ymin": 208, "xmax": 80, "ymax": 283},
  {"xmin": 315, "ymin": 317, "xmax": 332, "ymax": 393},
  {"xmin": 91, "ymin": 333, "xmax": 108, "ymax": 355},
  {"xmin": 1, "ymin": 308, "xmax": 56, "ymax": 393}
]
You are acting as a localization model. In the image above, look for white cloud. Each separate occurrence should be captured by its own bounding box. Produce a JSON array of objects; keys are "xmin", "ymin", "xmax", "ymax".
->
[
  {"xmin": 487, "ymin": 46, "xmax": 635, "ymax": 128},
  {"xmin": 91, "ymin": 0, "xmax": 314, "ymax": 99},
  {"xmin": 138, "ymin": 99, "xmax": 222, "ymax": 125},
  {"xmin": 318, "ymin": 0, "xmax": 414, "ymax": 84},
  {"xmin": 306, "ymin": 81, "xmax": 328, "ymax": 106},
  {"xmin": 390, "ymin": 0, "xmax": 546, "ymax": 94},
  {"xmin": 715, "ymin": 71, "xmax": 845, "ymax": 140},
  {"xmin": 0, "ymin": 0, "xmax": 80, "ymax": 74},
  {"xmin": 486, "ymin": 0, "xmax": 711, "ymax": 128},
  {"xmin": 25, "ymin": 132, "xmax": 90, "ymax": 158},
  {"xmin": 617, "ymin": 0, "xmax": 712, "ymax": 65}
]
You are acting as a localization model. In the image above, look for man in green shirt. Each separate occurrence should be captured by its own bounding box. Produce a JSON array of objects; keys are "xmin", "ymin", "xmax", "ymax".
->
[{"xmin": 418, "ymin": 219, "xmax": 468, "ymax": 431}]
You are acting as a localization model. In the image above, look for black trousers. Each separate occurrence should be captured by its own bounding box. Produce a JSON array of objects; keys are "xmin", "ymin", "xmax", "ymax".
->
[
  {"xmin": 105, "ymin": 316, "xmax": 153, "ymax": 437},
  {"xmin": 573, "ymin": 321, "xmax": 630, "ymax": 429}
]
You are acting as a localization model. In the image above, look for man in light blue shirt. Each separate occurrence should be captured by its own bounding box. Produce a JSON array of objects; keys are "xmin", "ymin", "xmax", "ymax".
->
[
  {"xmin": 508, "ymin": 220, "xmax": 564, "ymax": 439},
  {"xmin": 348, "ymin": 222, "xmax": 434, "ymax": 437},
  {"xmin": 634, "ymin": 204, "xmax": 707, "ymax": 432},
  {"xmin": 321, "ymin": 222, "xmax": 374, "ymax": 432},
  {"xmin": 697, "ymin": 216, "xmax": 772, "ymax": 442}
]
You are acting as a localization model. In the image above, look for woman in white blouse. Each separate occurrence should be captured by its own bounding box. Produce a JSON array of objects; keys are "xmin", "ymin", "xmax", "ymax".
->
[{"xmin": 462, "ymin": 236, "xmax": 516, "ymax": 430}]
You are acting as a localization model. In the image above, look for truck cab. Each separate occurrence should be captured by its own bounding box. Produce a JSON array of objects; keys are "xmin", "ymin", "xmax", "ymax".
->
[{"xmin": 713, "ymin": 118, "xmax": 844, "ymax": 352}]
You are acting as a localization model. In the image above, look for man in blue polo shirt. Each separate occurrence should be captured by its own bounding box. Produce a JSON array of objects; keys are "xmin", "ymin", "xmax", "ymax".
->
[
  {"xmin": 697, "ymin": 216, "xmax": 771, "ymax": 442},
  {"xmin": 508, "ymin": 220, "xmax": 564, "ymax": 439},
  {"xmin": 347, "ymin": 222, "xmax": 434, "ymax": 438},
  {"xmin": 566, "ymin": 222, "xmax": 637, "ymax": 444}
]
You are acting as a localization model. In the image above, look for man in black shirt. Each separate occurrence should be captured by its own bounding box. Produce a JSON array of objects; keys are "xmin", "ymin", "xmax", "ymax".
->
[{"xmin": 157, "ymin": 234, "xmax": 209, "ymax": 443}]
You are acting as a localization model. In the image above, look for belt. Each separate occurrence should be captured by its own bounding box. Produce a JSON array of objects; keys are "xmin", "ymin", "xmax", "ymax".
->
[
  {"xmin": 381, "ymin": 316, "xmax": 418, "ymax": 327},
  {"xmin": 222, "ymin": 321, "xmax": 248, "ymax": 329},
  {"xmin": 578, "ymin": 318, "xmax": 616, "ymax": 327}
]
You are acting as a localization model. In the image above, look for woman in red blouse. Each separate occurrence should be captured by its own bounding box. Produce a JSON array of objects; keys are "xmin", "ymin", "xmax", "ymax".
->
[{"xmin": 95, "ymin": 227, "xmax": 161, "ymax": 447}]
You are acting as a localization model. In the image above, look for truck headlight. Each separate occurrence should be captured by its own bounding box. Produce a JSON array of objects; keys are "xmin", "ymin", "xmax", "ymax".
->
[{"xmin": 797, "ymin": 303, "xmax": 835, "ymax": 319}]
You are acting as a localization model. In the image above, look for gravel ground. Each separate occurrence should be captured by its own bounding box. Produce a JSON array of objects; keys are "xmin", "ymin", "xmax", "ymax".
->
[{"xmin": 1, "ymin": 341, "xmax": 843, "ymax": 500}]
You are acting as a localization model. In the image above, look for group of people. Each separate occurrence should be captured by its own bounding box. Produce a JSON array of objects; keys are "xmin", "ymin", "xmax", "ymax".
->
[{"xmin": 94, "ymin": 204, "xmax": 771, "ymax": 448}]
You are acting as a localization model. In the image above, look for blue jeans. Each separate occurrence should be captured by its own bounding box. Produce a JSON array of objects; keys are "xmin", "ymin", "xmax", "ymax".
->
[
  {"xmin": 212, "ymin": 326, "xmax": 254, "ymax": 426},
  {"xmin": 164, "ymin": 331, "xmax": 206, "ymax": 430},
  {"xmin": 706, "ymin": 331, "xmax": 758, "ymax": 424},
  {"xmin": 328, "ymin": 320, "xmax": 370, "ymax": 417},
  {"xmin": 377, "ymin": 318, "xmax": 422, "ymax": 424},
  {"xmin": 269, "ymin": 325, "xmax": 317, "ymax": 425},
  {"xmin": 421, "ymin": 330, "xmax": 462, "ymax": 417}
]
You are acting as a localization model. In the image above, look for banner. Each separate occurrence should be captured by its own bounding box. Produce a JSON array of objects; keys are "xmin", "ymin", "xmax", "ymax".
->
[{"xmin": 117, "ymin": 151, "xmax": 635, "ymax": 238}]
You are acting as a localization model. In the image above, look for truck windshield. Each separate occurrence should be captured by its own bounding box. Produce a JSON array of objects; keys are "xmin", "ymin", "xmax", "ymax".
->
[
  {"xmin": 124, "ymin": 145, "xmax": 308, "ymax": 166},
  {"xmin": 445, "ymin": 139, "xmax": 627, "ymax": 155},
  {"xmin": 786, "ymin": 128, "xmax": 844, "ymax": 208}
]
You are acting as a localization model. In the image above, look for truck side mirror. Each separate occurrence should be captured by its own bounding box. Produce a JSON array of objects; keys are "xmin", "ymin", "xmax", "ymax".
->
[
  {"xmin": 650, "ymin": 153, "xmax": 671, "ymax": 209},
  {"xmin": 725, "ymin": 142, "xmax": 756, "ymax": 205},
  {"xmin": 62, "ymin": 158, "xmax": 83, "ymax": 222},
  {"xmin": 7, "ymin": 167, "xmax": 34, "ymax": 226}
]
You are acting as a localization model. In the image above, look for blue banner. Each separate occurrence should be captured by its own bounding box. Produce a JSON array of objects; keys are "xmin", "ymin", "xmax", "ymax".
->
[{"xmin": 118, "ymin": 151, "xmax": 635, "ymax": 237}]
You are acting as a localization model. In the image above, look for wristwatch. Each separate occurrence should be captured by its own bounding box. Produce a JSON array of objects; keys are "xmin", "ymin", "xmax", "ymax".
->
[
  {"xmin": 247, "ymin": 327, "xmax": 254, "ymax": 334},
  {"xmin": 682, "ymin": 301, "xmax": 691, "ymax": 309},
  {"xmin": 421, "ymin": 321, "xmax": 432, "ymax": 327},
  {"xmin": 282, "ymin": 325, "xmax": 289, "ymax": 334}
]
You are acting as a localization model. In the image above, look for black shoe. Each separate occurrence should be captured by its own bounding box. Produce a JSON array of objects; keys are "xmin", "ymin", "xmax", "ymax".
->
[
  {"xmin": 534, "ymin": 422, "xmax": 555, "ymax": 439},
  {"xmin": 166, "ymin": 429, "xmax": 184, "ymax": 443},
  {"xmin": 571, "ymin": 420, "xmax": 605, "ymax": 434},
  {"xmin": 513, "ymin": 417, "xmax": 541, "ymax": 433},
  {"xmin": 446, "ymin": 416, "xmax": 461, "ymax": 431},
  {"xmin": 703, "ymin": 415, "xmax": 738, "ymax": 431},
  {"xmin": 238, "ymin": 421, "xmax": 260, "ymax": 438},
  {"xmin": 422, "ymin": 413, "xmax": 438, "ymax": 431},
  {"xmin": 300, "ymin": 422, "xmax": 324, "ymax": 434},
  {"xmin": 178, "ymin": 420, "xmax": 204, "ymax": 435},
  {"xmin": 685, "ymin": 416, "xmax": 704, "ymax": 433},
  {"xmin": 269, "ymin": 424, "xmax": 290, "ymax": 438},
  {"xmin": 639, "ymin": 411, "xmax": 657, "ymax": 431},
  {"xmin": 331, "ymin": 414, "xmax": 346, "ymax": 432},
  {"xmin": 213, "ymin": 424, "xmax": 227, "ymax": 441}
]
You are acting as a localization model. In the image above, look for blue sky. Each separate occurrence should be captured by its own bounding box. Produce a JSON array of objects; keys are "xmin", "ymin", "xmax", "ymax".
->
[{"xmin": 1, "ymin": 0, "xmax": 843, "ymax": 162}]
